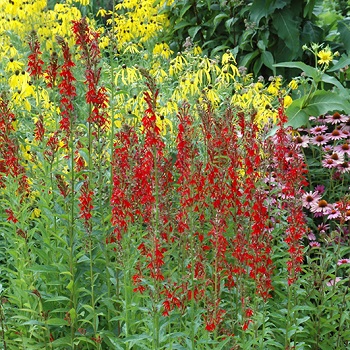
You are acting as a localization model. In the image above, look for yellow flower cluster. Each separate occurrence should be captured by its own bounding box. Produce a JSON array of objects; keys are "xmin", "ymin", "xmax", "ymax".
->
[
  {"xmin": 0, "ymin": 0, "xmax": 88, "ymax": 118},
  {"xmin": 98, "ymin": 0, "xmax": 173, "ymax": 53}
]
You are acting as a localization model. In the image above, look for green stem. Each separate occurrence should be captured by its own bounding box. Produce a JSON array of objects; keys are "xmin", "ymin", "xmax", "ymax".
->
[
  {"xmin": 69, "ymin": 116, "xmax": 77, "ymax": 350},
  {"xmin": 189, "ymin": 214, "xmax": 196, "ymax": 349},
  {"xmin": 0, "ymin": 298, "xmax": 7, "ymax": 350},
  {"xmin": 153, "ymin": 145, "xmax": 160, "ymax": 350},
  {"xmin": 285, "ymin": 283, "xmax": 293, "ymax": 348}
]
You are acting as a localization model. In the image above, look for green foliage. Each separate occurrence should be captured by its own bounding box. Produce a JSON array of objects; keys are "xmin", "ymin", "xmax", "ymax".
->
[{"xmin": 161, "ymin": 0, "xmax": 335, "ymax": 77}]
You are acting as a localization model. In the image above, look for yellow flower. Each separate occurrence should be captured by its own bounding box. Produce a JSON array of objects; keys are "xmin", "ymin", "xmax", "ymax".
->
[
  {"xmin": 169, "ymin": 53, "xmax": 187, "ymax": 76},
  {"xmin": 318, "ymin": 49, "xmax": 333, "ymax": 66},
  {"xmin": 288, "ymin": 79, "xmax": 298, "ymax": 90},
  {"xmin": 193, "ymin": 46, "xmax": 202, "ymax": 55},
  {"xmin": 283, "ymin": 95, "xmax": 293, "ymax": 108},
  {"xmin": 122, "ymin": 42, "xmax": 141, "ymax": 54},
  {"xmin": 32, "ymin": 208, "xmax": 41, "ymax": 218},
  {"xmin": 97, "ymin": 8, "xmax": 108, "ymax": 17},
  {"xmin": 153, "ymin": 42, "xmax": 173, "ymax": 59},
  {"xmin": 6, "ymin": 59, "xmax": 24, "ymax": 72}
]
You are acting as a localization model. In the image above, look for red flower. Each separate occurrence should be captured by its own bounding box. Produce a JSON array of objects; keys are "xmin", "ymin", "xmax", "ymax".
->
[
  {"xmin": 27, "ymin": 30, "xmax": 44, "ymax": 80},
  {"xmin": 78, "ymin": 180, "xmax": 94, "ymax": 233},
  {"xmin": 56, "ymin": 35, "xmax": 77, "ymax": 141},
  {"xmin": 34, "ymin": 115, "xmax": 44, "ymax": 142},
  {"xmin": 44, "ymin": 51, "xmax": 59, "ymax": 88},
  {"xmin": 5, "ymin": 208, "xmax": 18, "ymax": 223},
  {"xmin": 72, "ymin": 18, "xmax": 109, "ymax": 131}
]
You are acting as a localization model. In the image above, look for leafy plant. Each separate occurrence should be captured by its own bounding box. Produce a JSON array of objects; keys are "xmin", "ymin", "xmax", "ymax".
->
[
  {"xmin": 160, "ymin": 0, "xmax": 335, "ymax": 77},
  {"xmin": 274, "ymin": 43, "xmax": 350, "ymax": 128}
]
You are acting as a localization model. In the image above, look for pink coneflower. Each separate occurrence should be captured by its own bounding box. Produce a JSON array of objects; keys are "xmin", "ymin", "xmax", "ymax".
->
[
  {"xmin": 317, "ymin": 223, "xmax": 329, "ymax": 232},
  {"xmin": 337, "ymin": 258, "xmax": 350, "ymax": 266},
  {"xmin": 345, "ymin": 208, "xmax": 350, "ymax": 221},
  {"xmin": 324, "ymin": 112, "xmax": 348, "ymax": 124},
  {"xmin": 310, "ymin": 199, "xmax": 331, "ymax": 215},
  {"xmin": 309, "ymin": 241, "xmax": 320, "ymax": 247},
  {"xmin": 327, "ymin": 205, "xmax": 340, "ymax": 220},
  {"xmin": 322, "ymin": 144, "xmax": 333, "ymax": 153},
  {"xmin": 326, "ymin": 277, "xmax": 342, "ymax": 287},
  {"xmin": 314, "ymin": 184, "xmax": 325, "ymax": 194},
  {"xmin": 338, "ymin": 161, "xmax": 350, "ymax": 173},
  {"xmin": 322, "ymin": 152, "xmax": 344, "ymax": 168},
  {"xmin": 293, "ymin": 135, "xmax": 309, "ymax": 148},
  {"xmin": 311, "ymin": 134, "xmax": 330, "ymax": 146},
  {"xmin": 322, "ymin": 157, "xmax": 339, "ymax": 168},
  {"xmin": 310, "ymin": 124, "xmax": 328, "ymax": 135},
  {"xmin": 329, "ymin": 152, "xmax": 344, "ymax": 163},
  {"xmin": 307, "ymin": 232, "xmax": 316, "ymax": 240},
  {"xmin": 302, "ymin": 191, "xmax": 321, "ymax": 209},
  {"xmin": 340, "ymin": 128, "xmax": 350, "ymax": 137},
  {"xmin": 340, "ymin": 116, "xmax": 350, "ymax": 132},
  {"xmin": 334, "ymin": 142, "xmax": 350, "ymax": 156},
  {"xmin": 327, "ymin": 128, "xmax": 347, "ymax": 140}
]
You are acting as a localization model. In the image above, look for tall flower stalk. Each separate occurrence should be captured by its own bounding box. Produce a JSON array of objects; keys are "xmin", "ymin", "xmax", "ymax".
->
[{"xmin": 56, "ymin": 35, "xmax": 78, "ymax": 348}]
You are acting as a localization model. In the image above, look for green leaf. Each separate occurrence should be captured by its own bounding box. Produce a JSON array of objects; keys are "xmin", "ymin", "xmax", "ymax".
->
[
  {"xmin": 180, "ymin": 4, "xmax": 192, "ymax": 18},
  {"xmin": 44, "ymin": 296, "xmax": 70, "ymax": 303},
  {"xmin": 28, "ymin": 265, "xmax": 59, "ymax": 273},
  {"xmin": 327, "ymin": 54, "xmax": 350, "ymax": 72},
  {"xmin": 51, "ymin": 336, "xmax": 71, "ymax": 347},
  {"xmin": 285, "ymin": 90, "xmax": 350, "ymax": 128},
  {"xmin": 303, "ymin": 0, "xmax": 316, "ymax": 18},
  {"xmin": 77, "ymin": 254, "xmax": 90, "ymax": 263},
  {"xmin": 46, "ymin": 318, "xmax": 69, "ymax": 326},
  {"xmin": 261, "ymin": 50, "xmax": 276, "ymax": 74},
  {"xmin": 22, "ymin": 320, "xmax": 44, "ymax": 326},
  {"xmin": 124, "ymin": 334, "xmax": 151, "ymax": 346},
  {"xmin": 296, "ymin": 316, "xmax": 310, "ymax": 324},
  {"xmin": 188, "ymin": 25, "xmax": 201, "ymax": 39},
  {"xmin": 250, "ymin": 0, "xmax": 288, "ymax": 24},
  {"xmin": 253, "ymin": 56, "xmax": 263, "ymax": 76},
  {"xmin": 273, "ymin": 61, "xmax": 319, "ymax": 80},
  {"xmin": 306, "ymin": 90, "xmax": 350, "ymax": 114},
  {"xmin": 301, "ymin": 21, "xmax": 324, "ymax": 44},
  {"xmin": 213, "ymin": 13, "xmax": 228, "ymax": 30},
  {"xmin": 225, "ymin": 17, "xmax": 237, "ymax": 32},
  {"xmin": 320, "ymin": 73, "xmax": 346, "ymax": 93},
  {"xmin": 239, "ymin": 50, "xmax": 260, "ymax": 68},
  {"xmin": 69, "ymin": 307, "xmax": 77, "ymax": 323},
  {"xmin": 173, "ymin": 20, "xmax": 191, "ymax": 31},
  {"xmin": 338, "ymin": 19, "xmax": 350, "ymax": 52},
  {"xmin": 272, "ymin": 10, "xmax": 300, "ymax": 55}
]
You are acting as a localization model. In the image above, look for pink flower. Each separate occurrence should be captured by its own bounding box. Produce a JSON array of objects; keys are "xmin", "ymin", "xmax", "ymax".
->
[
  {"xmin": 293, "ymin": 135, "xmax": 309, "ymax": 148},
  {"xmin": 327, "ymin": 128, "xmax": 347, "ymax": 140},
  {"xmin": 302, "ymin": 191, "xmax": 321, "ymax": 209},
  {"xmin": 310, "ymin": 125, "xmax": 327, "ymax": 135},
  {"xmin": 327, "ymin": 205, "xmax": 340, "ymax": 220},
  {"xmin": 309, "ymin": 241, "xmax": 320, "ymax": 247},
  {"xmin": 324, "ymin": 112, "xmax": 348, "ymax": 124},
  {"xmin": 310, "ymin": 199, "xmax": 331, "ymax": 215},
  {"xmin": 334, "ymin": 142, "xmax": 350, "ymax": 156},
  {"xmin": 326, "ymin": 277, "xmax": 342, "ymax": 287},
  {"xmin": 338, "ymin": 161, "xmax": 350, "ymax": 173},
  {"xmin": 307, "ymin": 232, "xmax": 316, "ymax": 240},
  {"xmin": 314, "ymin": 184, "xmax": 325, "ymax": 194},
  {"xmin": 337, "ymin": 259, "xmax": 350, "ymax": 266},
  {"xmin": 310, "ymin": 134, "xmax": 330, "ymax": 146},
  {"xmin": 322, "ymin": 158, "xmax": 339, "ymax": 169}
]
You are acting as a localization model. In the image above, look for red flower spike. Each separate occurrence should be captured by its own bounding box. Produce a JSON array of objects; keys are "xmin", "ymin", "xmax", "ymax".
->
[
  {"xmin": 72, "ymin": 18, "xmax": 109, "ymax": 131},
  {"xmin": 56, "ymin": 35, "xmax": 77, "ymax": 142},
  {"xmin": 78, "ymin": 180, "xmax": 94, "ymax": 233},
  {"xmin": 27, "ymin": 30, "xmax": 44, "ymax": 80},
  {"xmin": 5, "ymin": 208, "xmax": 18, "ymax": 223}
]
